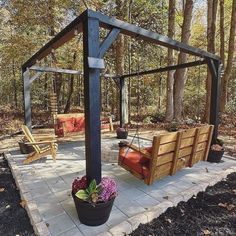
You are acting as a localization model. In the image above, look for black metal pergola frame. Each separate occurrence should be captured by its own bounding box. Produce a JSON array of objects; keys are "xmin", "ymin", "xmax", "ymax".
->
[{"xmin": 22, "ymin": 9, "xmax": 221, "ymax": 184}]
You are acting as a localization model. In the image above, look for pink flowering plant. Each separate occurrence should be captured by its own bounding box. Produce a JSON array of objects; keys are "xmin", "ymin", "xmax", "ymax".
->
[{"xmin": 72, "ymin": 176, "xmax": 117, "ymax": 204}]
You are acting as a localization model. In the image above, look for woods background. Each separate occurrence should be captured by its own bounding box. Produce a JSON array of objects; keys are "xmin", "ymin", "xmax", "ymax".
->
[{"xmin": 0, "ymin": 0, "xmax": 235, "ymax": 134}]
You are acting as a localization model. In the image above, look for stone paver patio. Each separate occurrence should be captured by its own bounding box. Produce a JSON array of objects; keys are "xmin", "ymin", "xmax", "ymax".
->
[{"xmin": 5, "ymin": 136, "xmax": 236, "ymax": 236}]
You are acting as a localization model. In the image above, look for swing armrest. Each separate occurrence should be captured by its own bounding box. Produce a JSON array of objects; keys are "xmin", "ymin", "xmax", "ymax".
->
[{"xmin": 119, "ymin": 142, "xmax": 151, "ymax": 159}]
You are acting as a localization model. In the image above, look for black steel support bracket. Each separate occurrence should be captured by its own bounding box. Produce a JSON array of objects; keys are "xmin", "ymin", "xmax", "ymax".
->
[{"xmin": 98, "ymin": 27, "xmax": 120, "ymax": 58}]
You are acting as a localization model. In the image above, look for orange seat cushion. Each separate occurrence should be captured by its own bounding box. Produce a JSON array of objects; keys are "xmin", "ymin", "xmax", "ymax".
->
[
  {"xmin": 54, "ymin": 124, "xmax": 64, "ymax": 136},
  {"xmin": 119, "ymin": 148, "xmax": 151, "ymax": 178},
  {"xmin": 74, "ymin": 117, "xmax": 85, "ymax": 131},
  {"xmin": 58, "ymin": 117, "xmax": 75, "ymax": 132},
  {"xmin": 101, "ymin": 123, "xmax": 110, "ymax": 130}
]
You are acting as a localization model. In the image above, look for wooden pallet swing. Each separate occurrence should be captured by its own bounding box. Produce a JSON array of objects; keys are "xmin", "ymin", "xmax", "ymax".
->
[
  {"xmin": 118, "ymin": 63, "xmax": 214, "ymax": 185},
  {"xmin": 118, "ymin": 125, "xmax": 214, "ymax": 185}
]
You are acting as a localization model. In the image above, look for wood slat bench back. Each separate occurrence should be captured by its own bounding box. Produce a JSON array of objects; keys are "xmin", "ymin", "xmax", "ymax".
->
[{"xmin": 146, "ymin": 125, "xmax": 214, "ymax": 184}]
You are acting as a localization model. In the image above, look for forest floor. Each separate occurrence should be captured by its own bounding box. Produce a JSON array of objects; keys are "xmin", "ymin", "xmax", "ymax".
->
[
  {"xmin": 0, "ymin": 154, "xmax": 35, "ymax": 236},
  {"xmin": 1, "ymin": 106, "xmax": 235, "ymax": 157},
  {"xmin": 130, "ymin": 172, "xmax": 236, "ymax": 236}
]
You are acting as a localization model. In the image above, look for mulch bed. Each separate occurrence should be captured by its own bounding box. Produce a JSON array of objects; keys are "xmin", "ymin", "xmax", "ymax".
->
[
  {"xmin": 0, "ymin": 155, "xmax": 35, "ymax": 236},
  {"xmin": 131, "ymin": 172, "xmax": 236, "ymax": 236}
]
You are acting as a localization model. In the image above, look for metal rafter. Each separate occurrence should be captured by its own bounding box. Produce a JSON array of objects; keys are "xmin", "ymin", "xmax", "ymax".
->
[
  {"xmin": 120, "ymin": 59, "xmax": 207, "ymax": 79},
  {"xmin": 29, "ymin": 66, "xmax": 81, "ymax": 75},
  {"xmin": 22, "ymin": 9, "xmax": 220, "ymax": 72}
]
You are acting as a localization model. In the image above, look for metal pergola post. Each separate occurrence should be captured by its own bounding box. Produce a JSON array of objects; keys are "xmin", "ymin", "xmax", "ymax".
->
[
  {"xmin": 23, "ymin": 69, "xmax": 32, "ymax": 131},
  {"xmin": 83, "ymin": 16, "xmax": 102, "ymax": 184},
  {"xmin": 119, "ymin": 78, "xmax": 125, "ymax": 127},
  {"xmin": 208, "ymin": 59, "xmax": 221, "ymax": 143}
]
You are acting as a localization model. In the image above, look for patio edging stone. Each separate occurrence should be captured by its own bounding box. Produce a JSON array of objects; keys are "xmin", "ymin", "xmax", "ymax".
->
[
  {"xmin": 3, "ymin": 151, "xmax": 236, "ymax": 236},
  {"xmin": 4, "ymin": 152, "xmax": 51, "ymax": 236},
  {"xmin": 97, "ymin": 162, "xmax": 236, "ymax": 236}
]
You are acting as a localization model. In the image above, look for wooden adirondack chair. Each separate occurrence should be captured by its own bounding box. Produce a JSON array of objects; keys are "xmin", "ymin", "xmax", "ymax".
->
[{"xmin": 21, "ymin": 125, "xmax": 58, "ymax": 164}]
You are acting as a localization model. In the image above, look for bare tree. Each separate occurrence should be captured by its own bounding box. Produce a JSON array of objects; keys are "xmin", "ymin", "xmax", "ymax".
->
[
  {"xmin": 204, "ymin": 0, "xmax": 218, "ymax": 122},
  {"xmin": 173, "ymin": 0, "xmax": 194, "ymax": 121},
  {"xmin": 115, "ymin": 0, "xmax": 129, "ymax": 124},
  {"xmin": 220, "ymin": 0, "xmax": 225, "ymax": 66},
  {"xmin": 165, "ymin": 0, "xmax": 176, "ymax": 122},
  {"xmin": 220, "ymin": 0, "xmax": 236, "ymax": 112}
]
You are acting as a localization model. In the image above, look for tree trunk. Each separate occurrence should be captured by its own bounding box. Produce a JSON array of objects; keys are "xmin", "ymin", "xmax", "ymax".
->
[
  {"xmin": 64, "ymin": 75, "xmax": 74, "ymax": 113},
  {"xmin": 220, "ymin": 0, "xmax": 236, "ymax": 112},
  {"xmin": 220, "ymin": 0, "xmax": 225, "ymax": 66},
  {"xmin": 115, "ymin": 0, "xmax": 129, "ymax": 124},
  {"xmin": 64, "ymin": 52, "xmax": 76, "ymax": 113},
  {"xmin": 12, "ymin": 59, "xmax": 17, "ymax": 108},
  {"xmin": 44, "ymin": 73, "xmax": 48, "ymax": 109},
  {"xmin": 173, "ymin": 0, "xmax": 194, "ymax": 121},
  {"xmin": 204, "ymin": 0, "xmax": 218, "ymax": 123},
  {"xmin": 78, "ymin": 75, "xmax": 81, "ymax": 107},
  {"xmin": 165, "ymin": 0, "xmax": 176, "ymax": 122}
]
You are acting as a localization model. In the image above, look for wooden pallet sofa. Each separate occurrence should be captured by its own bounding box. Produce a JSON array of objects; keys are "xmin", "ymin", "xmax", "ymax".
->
[
  {"xmin": 54, "ymin": 113, "xmax": 113, "ymax": 137},
  {"xmin": 118, "ymin": 125, "xmax": 214, "ymax": 185}
]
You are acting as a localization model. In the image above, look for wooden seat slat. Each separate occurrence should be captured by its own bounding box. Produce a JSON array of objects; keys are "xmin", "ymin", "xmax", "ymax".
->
[
  {"xmin": 156, "ymin": 153, "xmax": 174, "ymax": 166},
  {"xmin": 181, "ymin": 128, "xmax": 196, "ymax": 138},
  {"xmin": 179, "ymin": 146, "xmax": 192, "ymax": 157},
  {"xmin": 198, "ymin": 133, "xmax": 209, "ymax": 142},
  {"xmin": 180, "ymin": 137, "xmax": 195, "ymax": 148},
  {"xmin": 158, "ymin": 142, "xmax": 176, "ymax": 155},
  {"xmin": 158, "ymin": 133, "xmax": 178, "ymax": 144}
]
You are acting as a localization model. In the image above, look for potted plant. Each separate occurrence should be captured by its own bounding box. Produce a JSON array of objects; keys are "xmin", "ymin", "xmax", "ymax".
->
[
  {"xmin": 166, "ymin": 121, "xmax": 179, "ymax": 132},
  {"xmin": 18, "ymin": 138, "xmax": 34, "ymax": 154},
  {"xmin": 116, "ymin": 126, "xmax": 128, "ymax": 139},
  {"xmin": 207, "ymin": 139, "xmax": 225, "ymax": 163},
  {"xmin": 72, "ymin": 176, "xmax": 117, "ymax": 226}
]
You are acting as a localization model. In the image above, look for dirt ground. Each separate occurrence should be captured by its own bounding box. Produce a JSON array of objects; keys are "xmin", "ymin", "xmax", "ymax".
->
[
  {"xmin": 131, "ymin": 172, "xmax": 236, "ymax": 236},
  {"xmin": 0, "ymin": 155, "xmax": 35, "ymax": 236}
]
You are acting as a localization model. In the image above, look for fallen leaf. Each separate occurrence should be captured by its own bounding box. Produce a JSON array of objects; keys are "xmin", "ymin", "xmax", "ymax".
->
[
  {"xmin": 202, "ymin": 229, "xmax": 211, "ymax": 235},
  {"xmin": 227, "ymin": 204, "xmax": 235, "ymax": 211},
  {"xmin": 20, "ymin": 200, "xmax": 27, "ymax": 208},
  {"xmin": 5, "ymin": 205, "xmax": 10, "ymax": 209},
  {"xmin": 232, "ymin": 189, "xmax": 236, "ymax": 194},
  {"xmin": 218, "ymin": 203, "xmax": 227, "ymax": 208},
  {"xmin": 218, "ymin": 203, "xmax": 235, "ymax": 211},
  {"xmin": 166, "ymin": 218, "xmax": 172, "ymax": 223},
  {"xmin": 0, "ymin": 188, "xmax": 5, "ymax": 192},
  {"xmin": 46, "ymin": 223, "xmax": 50, "ymax": 227},
  {"xmin": 163, "ymin": 196, "xmax": 169, "ymax": 200},
  {"xmin": 205, "ymin": 168, "xmax": 209, "ymax": 173}
]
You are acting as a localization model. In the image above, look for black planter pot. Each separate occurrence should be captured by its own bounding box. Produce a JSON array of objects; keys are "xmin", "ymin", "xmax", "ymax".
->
[
  {"xmin": 116, "ymin": 130, "xmax": 128, "ymax": 139},
  {"xmin": 207, "ymin": 149, "xmax": 225, "ymax": 163},
  {"xmin": 72, "ymin": 193, "xmax": 115, "ymax": 226},
  {"xmin": 18, "ymin": 141, "xmax": 34, "ymax": 154}
]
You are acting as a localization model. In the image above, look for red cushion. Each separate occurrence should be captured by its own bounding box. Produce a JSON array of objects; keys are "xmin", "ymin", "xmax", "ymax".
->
[
  {"xmin": 58, "ymin": 117, "xmax": 75, "ymax": 132},
  {"xmin": 101, "ymin": 123, "xmax": 110, "ymax": 130},
  {"xmin": 119, "ymin": 148, "xmax": 151, "ymax": 178},
  {"xmin": 74, "ymin": 117, "xmax": 85, "ymax": 131},
  {"xmin": 54, "ymin": 125, "xmax": 64, "ymax": 136}
]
